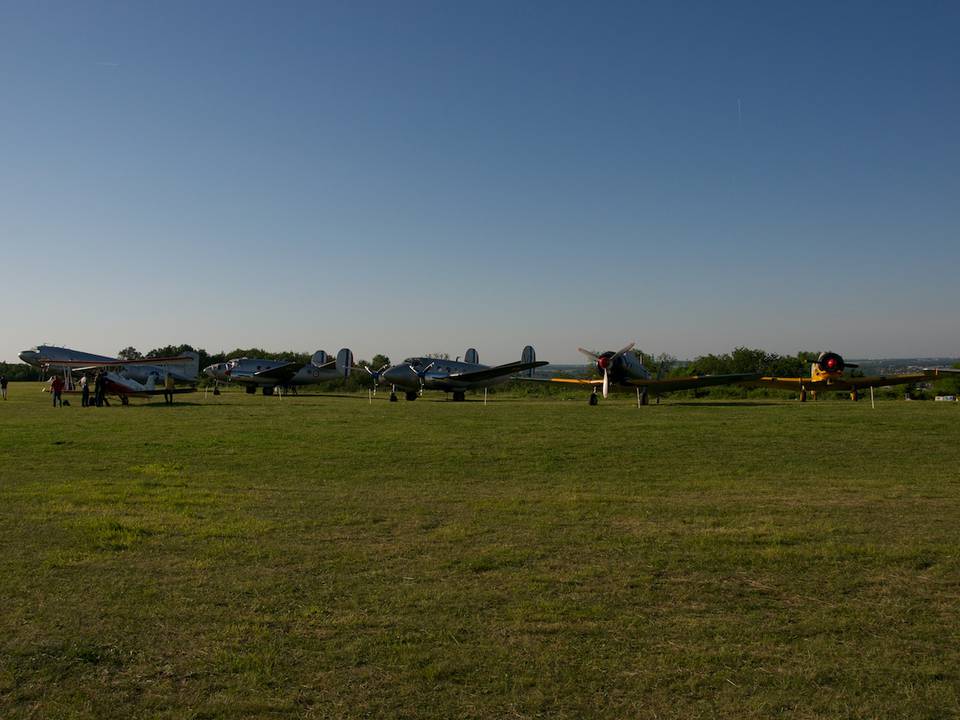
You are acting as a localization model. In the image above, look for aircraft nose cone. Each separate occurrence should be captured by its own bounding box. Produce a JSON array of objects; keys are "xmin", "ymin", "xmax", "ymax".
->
[
  {"xmin": 381, "ymin": 366, "xmax": 409, "ymax": 387},
  {"xmin": 203, "ymin": 365, "xmax": 217, "ymax": 378},
  {"xmin": 18, "ymin": 350, "xmax": 39, "ymax": 365}
]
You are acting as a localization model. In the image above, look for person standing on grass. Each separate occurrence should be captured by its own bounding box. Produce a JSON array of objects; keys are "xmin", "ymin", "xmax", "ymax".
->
[
  {"xmin": 164, "ymin": 372, "xmax": 175, "ymax": 405},
  {"xmin": 80, "ymin": 374, "xmax": 89, "ymax": 407},
  {"xmin": 0, "ymin": 374, "xmax": 7, "ymax": 400},
  {"xmin": 51, "ymin": 375, "xmax": 64, "ymax": 407},
  {"xmin": 94, "ymin": 371, "xmax": 104, "ymax": 407}
]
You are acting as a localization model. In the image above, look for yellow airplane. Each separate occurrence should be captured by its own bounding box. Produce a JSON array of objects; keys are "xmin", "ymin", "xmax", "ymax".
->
[{"xmin": 753, "ymin": 351, "xmax": 958, "ymax": 402}]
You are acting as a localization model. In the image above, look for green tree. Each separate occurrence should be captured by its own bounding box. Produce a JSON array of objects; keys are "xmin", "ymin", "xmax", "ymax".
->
[{"xmin": 117, "ymin": 346, "xmax": 142, "ymax": 360}]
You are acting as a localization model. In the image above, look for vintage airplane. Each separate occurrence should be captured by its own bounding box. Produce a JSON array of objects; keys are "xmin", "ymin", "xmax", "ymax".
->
[
  {"xmin": 379, "ymin": 346, "xmax": 547, "ymax": 401},
  {"xmin": 18, "ymin": 345, "xmax": 199, "ymax": 404},
  {"xmin": 527, "ymin": 342, "xmax": 760, "ymax": 405},
  {"xmin": 19, "ymin": 345, "xmax": 199, "ymax": 383},
  {"xmin": 203, "ymin": 348, "xmax": 354, "ymax": 395},
  {"xmin": 750, "ymin": 351, "xmax": 959, "ymax": 401}
]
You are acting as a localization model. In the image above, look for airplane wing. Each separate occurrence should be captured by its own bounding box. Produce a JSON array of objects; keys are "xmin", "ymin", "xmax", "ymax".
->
[
  {"xmin": 753, "ymin": 368, "xmax": 958, "ymax": 391},
  {"xmin": 527, "ymin": 373, "xmax": 760, "ymax": 390},
  {"xmin": 52, "ymin": 355, "xmax": 195, "ymax": 370},
  {"xmin": 749, "ymin": 377, "xmax": 808, "ymax": 390},
  {"xmin": 445, "ymin": 360, "xmax": 549, "ymax": 384},
  {"xmin": 251, "ymin": 362, "xmax": 305, "ymax": 382},
  {"xmin": 843, "ymin": 368, "xmax": 959, "ymax": 388},
  {"xmin": 624, "ymin": 373, "xmax": 762, "ymax": 392}
]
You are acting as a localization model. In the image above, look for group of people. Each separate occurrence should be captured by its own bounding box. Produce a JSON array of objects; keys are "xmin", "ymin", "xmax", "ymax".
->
[
  {"xmin": 45, "ymin": 371, "xmax": 177, "ymax": 407},
  {"xmin": 49, "ymin": 372, "xmax": 110, "ymax": 408}
]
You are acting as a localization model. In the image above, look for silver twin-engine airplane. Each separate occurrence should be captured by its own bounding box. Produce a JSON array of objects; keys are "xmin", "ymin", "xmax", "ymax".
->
[
  {"xmin": 378, "ymin": 346, "xmax": 547, "ymax": 401},
  {"xmin": 203, "ymin": 349, "xmax": 353, "ymax": 395}
]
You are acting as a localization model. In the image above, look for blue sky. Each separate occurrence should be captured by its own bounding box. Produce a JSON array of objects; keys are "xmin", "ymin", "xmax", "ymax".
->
[{"xmin": 2, "ymin": 1, "xmax": 958, "ymax": 364}]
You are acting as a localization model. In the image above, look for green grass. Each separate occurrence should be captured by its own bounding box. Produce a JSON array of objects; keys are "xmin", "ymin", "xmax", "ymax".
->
[{"xmin": 1, "ymin": 383, "xmax": 959, "ymax": 718}]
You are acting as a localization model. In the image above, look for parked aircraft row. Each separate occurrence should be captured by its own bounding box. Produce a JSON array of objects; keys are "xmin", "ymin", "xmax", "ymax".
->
[{"xmin": 17, "ymin": 344, "xmax": 958, "ymax": 406}]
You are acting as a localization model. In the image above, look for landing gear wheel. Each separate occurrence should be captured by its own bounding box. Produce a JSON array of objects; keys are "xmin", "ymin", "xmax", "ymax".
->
[
  {"xmin": 405, "ymin": 391, "xmax": 418, "ymax": 401},
  {"xmin": 246, "ymin": 385, "xmax": 256, "ymax": 394},
  {"xmin": 588, "ymin": 393, "xmax": 599, "ymax": 406},
  {"xmin": 389, "ymin": 392, "xmax": 398, "ymax": 402},
  {"xmin": 452, "ymin": 391, "xmax": 466, "ymax": 402}
]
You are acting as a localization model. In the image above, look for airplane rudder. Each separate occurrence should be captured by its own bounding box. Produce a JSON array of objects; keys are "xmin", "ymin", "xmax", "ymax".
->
[
  {"xmin": 185, "ymin": 351, "xmax": 200, "ymax": 380},
  {"xmin": 335, "ymin": 348, "xmax": 353, "ymax": 379},
  {"xmin": 521, "ymin": 345, "xmax": 536, "ymax": 377},
  {"xmin": 465, "ymin": 348, "xmax": 479, "ymax": 365}
]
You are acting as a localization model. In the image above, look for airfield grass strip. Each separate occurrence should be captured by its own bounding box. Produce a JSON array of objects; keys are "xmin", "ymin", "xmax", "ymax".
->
[{"xmin": 1, "ymin": 384, "xmax": 959, "ymax": 718}]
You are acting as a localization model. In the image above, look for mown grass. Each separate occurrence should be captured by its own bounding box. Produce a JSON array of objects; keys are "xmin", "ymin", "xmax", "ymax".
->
[{"xmin": 1, "ymin": 383, "xmax": 959, "ymax": 718}]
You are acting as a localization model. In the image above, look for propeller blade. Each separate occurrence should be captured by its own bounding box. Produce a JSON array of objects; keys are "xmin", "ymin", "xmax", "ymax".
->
[
  {"xmin": 610, "ymin": 342, "xmax": 636, "ymax": 361},
  {"xmin": 577, "ymin": 347, "xmax": 601, "ymax": 361},
  {"xmin": 602, "ymin": 368, "xmax": 610, "ymax": 399}
]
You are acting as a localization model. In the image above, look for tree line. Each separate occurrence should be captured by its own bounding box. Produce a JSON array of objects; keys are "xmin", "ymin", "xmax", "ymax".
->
[{"xmin": 5, "ymin": 344, "xmax": 958, "ymax": 397}]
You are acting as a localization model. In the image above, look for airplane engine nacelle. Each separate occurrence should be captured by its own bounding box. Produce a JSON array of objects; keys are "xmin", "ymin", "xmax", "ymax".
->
[
  {"xmin": 816, "ymin": 352, "xmax": 845, "ymax": 374},
  {"xmin": 311, "ymin": 350, "xmax": 329, "ymax": 367},
  {"xmin": 335, "ymin": 348, "xmax": 353, "ymax": 379},
  {"xmin": 464, "ymin": 348, "xmax": 479, "ymax": 365}
]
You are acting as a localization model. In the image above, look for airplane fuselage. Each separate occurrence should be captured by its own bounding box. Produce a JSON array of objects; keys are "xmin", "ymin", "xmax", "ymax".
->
[
  {"xmin": 599, "ymin": 350, "xmax": 653, "ymax": 386},
  {"xmin": 203, "ymin": 358, "xmax": 341, "ymax": 387},
  {"xmin": 383, "ymin": 357, "xmax": 515, "ymax": 392}
]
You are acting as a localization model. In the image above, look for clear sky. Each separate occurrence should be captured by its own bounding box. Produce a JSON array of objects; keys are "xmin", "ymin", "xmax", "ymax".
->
[{"xmin": 2, "ymin": 1, "xmax": 958, "ymax": 365}]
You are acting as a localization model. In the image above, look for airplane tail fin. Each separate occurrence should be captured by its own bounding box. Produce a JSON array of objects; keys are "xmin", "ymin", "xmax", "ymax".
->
[
  {"xmin": 185, "ymin": 352, "xmax": 200, "ymax": 381},
  {"xmin": 164, "ymin": 352, "xmax": 200, "ymax": 382},
  {"xmin": 521, "ymin": 345, "xmax": 537, "ymax": 377},
  {"xmin": 464, "ymin": 348, "xmax": 479, "ymax": 365},
  {"xmin": 335, "ymin": 348, "xmax": 353, "ymax": 379},
  {"xmin": 311, "ymin": 350, "xmax": 329, "ymax": 367}
]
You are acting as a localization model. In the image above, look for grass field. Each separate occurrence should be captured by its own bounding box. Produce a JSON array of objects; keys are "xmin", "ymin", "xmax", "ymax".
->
[{"xmin": 1, "ymin": 383, "xmax": 959, "ymax": 718}]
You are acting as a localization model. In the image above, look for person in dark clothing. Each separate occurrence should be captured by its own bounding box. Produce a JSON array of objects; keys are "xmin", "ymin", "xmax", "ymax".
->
[
  {"xmin": 94, "ymin": 372, "xmax": 105, "ymax": 407},
  {"xmin": 51, "ymin": 375, "xmax": 64, "ymax": 407},
  {"xmin": 0, "ymin": 374, "xmax": 8, "ymax": 400}
]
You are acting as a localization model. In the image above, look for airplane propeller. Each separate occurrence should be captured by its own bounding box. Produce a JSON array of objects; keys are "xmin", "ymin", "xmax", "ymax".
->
[
  {"xmin": 578, "ymin": 342, "xmax": 635, "ymax": 399},
  {"xmin": 407, "ymin": 361, "xmax": 436, "ymax": 396},
  {"xmin": 364, "ymin": 363, "xmax": 391, "ymax": 395}
]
